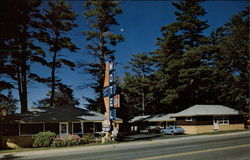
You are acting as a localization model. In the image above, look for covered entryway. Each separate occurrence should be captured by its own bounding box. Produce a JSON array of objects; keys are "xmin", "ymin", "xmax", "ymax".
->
[{"xmin": 213, "ymin": 116, "xmax": 219, "ymax": 130}]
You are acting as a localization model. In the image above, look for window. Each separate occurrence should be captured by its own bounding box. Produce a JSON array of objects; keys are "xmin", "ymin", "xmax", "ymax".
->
[
  {"xmin": 94, "ymin": 123, "xmax": 102, "ymax": 132},
  {"xmin": 60, "ymin": 122, "xmax": 68, "ymax": 135},
  {"xmin": 218, "ymin": 116, "xmax": 229, "ymax": 125},
  {"xmin": 83, "ymin": 122, "xmax": 94, "ymax": 133},
  {"xmin": 20, "ymin": 123, "xmax": 44, "ymax": 135},
  {"xmin": 185, "ymin": 116, "xmax": 192, "ymax": 121},
  {"xmin": 72, "ymin": 122, "xmax": 82, "ymax": 134}
]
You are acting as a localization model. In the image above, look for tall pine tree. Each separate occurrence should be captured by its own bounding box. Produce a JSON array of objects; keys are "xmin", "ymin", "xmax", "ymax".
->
[
  {"xmin": 152, "ymin": 0, "xmax": 209, "ymax": 112},
  {"xmin": 122, "ymin": 53, "xmax": 154, "ymax": 116},
  {"xmin": 0, "ymin": 0, "xmax": 44, "ymax": 113},
  {"xmin": 211, "ymin": 7, "xmax": 249, "ymax": 116},
  {"xmin": 33, "ymin": 0, "xmax": 78, "ymax": 108},
  {"xmin": 83, "ymin": 0, "xmax": 124, "ymax": 113}
]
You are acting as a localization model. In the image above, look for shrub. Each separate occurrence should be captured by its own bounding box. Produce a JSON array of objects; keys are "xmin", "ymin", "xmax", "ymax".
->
[
  {"xmin": 51, "ymin": 137, "xmax": 64, "ymax": 147},
  {"xmin": 64, "ymin": 134, "xmax": 82, "ymax": 146},
  {"xmin": 82, "ymin": 134, "xmax": 94, "ymax": 144},
  {"xmin": 52, "ymin": 134, "xmax": 82, "ymax": 147},
  {"xmin": 33, "ymin": 131, "xmax": 57, "ymax": 148}
]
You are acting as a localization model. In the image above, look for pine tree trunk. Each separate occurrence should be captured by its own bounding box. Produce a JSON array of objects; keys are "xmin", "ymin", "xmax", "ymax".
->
[
  {"xmin": 18, "ymin": 29, "xmax": 28, "ymax": 113},
  {"xmin": 142, "ymin": 90, "xmax": 145, "ymax": 115},
  {"xmin": 20, "ymin": 56, "xmax": 28, "ymax": 113},
  {"xmin": 50, "ymin": 50, "xmax": 57, "ymax": 108}
]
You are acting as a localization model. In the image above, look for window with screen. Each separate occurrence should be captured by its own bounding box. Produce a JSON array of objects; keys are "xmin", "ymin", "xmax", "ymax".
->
[
  {"xmin": 218, "ymin": 116, "xmax": 229, "ymax": 125},
  {"xmin": 73, "ymin": 122, "xmax": 82, "ymax": 134}
]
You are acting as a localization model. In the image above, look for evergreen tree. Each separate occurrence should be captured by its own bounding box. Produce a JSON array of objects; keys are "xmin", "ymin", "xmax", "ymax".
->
[
  {"xmin": 152, "ymin": 0, "xmax": 209, "ymax": 112},
  {"xmin": 211, "ymin": 7, "xmax": 249, "ymax": 115},
  {"xmin": 0, "ymin": 0, "xmax": 44, "ymax": 113},
  {"xmin": 33, "ymin": 84, "xmax": 79, "ymax": 108},
  {"xmin": 83, "ymin": 0, "xmax": 124, "ymax": 113},
  {"xmin": 0, "ymin": 90, "xmax": 18, "ymax": 118},
  {"xmin": 122, "ymin": 53, "xmax": 155, "ymax": 117},
  {"xmin": 33, "ymin": 0, "xmax": 78, "ymax": 108}
]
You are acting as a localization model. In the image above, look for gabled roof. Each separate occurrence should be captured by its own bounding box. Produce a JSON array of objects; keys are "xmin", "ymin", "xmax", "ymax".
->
[
  {"xmin": 149, "ymin": 114, "xmax": 176, "ymax": 122},
  {"xmin": 172, "ymin": 105, "xmax": 239, "ymax": 117},
  {"xmin": 129, "ymin": 115, "xmax": 151, "ymax": 123},
  {"xmin": 129, "ymin": 114, "xmax": 175, "ymax": 123}
]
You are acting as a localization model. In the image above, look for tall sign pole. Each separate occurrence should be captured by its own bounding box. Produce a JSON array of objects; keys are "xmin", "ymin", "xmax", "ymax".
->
[{"xmin": 102, "ymin": 61, "xmax": 120, "ymax": 137}]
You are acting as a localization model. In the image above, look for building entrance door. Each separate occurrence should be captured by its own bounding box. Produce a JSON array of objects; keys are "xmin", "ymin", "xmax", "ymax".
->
[{"xmin": 213, "ymin": 116, "xmax": 219, "ymax": 130}]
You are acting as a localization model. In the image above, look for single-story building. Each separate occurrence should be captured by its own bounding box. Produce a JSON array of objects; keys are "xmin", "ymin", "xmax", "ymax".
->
[
  {"xmin": 129, "ymin": 114, "xmax": 175, "ymax": 132},
  {"xmin": 0, "ymin": 105, "xmax": 122, "ymax": 148},
  {"xmin": 172, "ymin": 105, "xmax": 244, "ymax": 134}
]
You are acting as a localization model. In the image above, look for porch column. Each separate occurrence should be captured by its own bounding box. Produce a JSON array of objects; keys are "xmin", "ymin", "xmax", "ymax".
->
[{"xmin": 43, "ymin": 122, "xmax": 45, "ymax": 132}]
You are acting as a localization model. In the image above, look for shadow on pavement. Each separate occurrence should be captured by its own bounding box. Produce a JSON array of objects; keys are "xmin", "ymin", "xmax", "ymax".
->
[
  {"xmin": 118, "ymin": 134, "xmax": 162, "ymax": 142},
  {"xmin": 117, "ymin": 133, "xmax": 189, "ymax": 142},
  {"xmin": 0, "ymin": 154, "xmax": 22, "ymax": 160}
]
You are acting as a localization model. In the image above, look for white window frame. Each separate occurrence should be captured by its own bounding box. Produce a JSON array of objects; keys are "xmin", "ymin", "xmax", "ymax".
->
[
  {"xmin": 72, "ymin": 122, "xmax": 83, "ymax": 134},
  {"xmin": 185, "ymin": 116, "xmax": 192, "ymax": 122},
  {"xmin": 59, "ymin": 122, "xmax": 69, "ymax": 136},
  {"xmin": 218, "ymin": 116, "xmax": 229, "ymax": 125}
]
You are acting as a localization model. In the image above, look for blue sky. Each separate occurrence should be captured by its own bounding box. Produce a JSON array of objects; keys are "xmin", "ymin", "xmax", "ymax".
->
[{"xmin": 13, "ymin": 0, "xmax": 248, "ymax": 112}]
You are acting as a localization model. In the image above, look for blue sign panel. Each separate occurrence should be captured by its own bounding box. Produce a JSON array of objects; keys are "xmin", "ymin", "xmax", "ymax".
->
[
  {"xmin": 109, "ymin": 97, "xmax": 114, "ymax": 108},
  {"xmin": 109, "ymin": 72, "xmax": 115, "ymax": 83},
  {"xmin": 103, "ymin": 87, "xmax": 109, "ymax": 97},
  {"xmin": 110, "ymin": 109, "xmax": 116, "ymax": 120},
  {"xmin": 109, "ymin": 85, "xmax": 116, "ymax": 96},
  {"xmin": 103, "ymin": 85, "xmax": 116, "ymax": 97},
  {"xmin": 109, "ymin": 61, "xmax": 115, "ymax": 71}
]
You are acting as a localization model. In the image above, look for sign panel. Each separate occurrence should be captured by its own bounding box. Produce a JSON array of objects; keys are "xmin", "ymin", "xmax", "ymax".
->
[
  {"xmin": 102, "ymin": 126, "xmax": 111, "ymax": 132},
  {"xmin": 114, "ymin": 94, "xmax": 120, "ymax": 108},
  {"xmin": 109, "ymin": 72, "xmax": 115, "ymax": 83},
  {"xmin": 102, "ymin": 61, "xmax": 119, "ymax": 132},
  {"xmin": 103, "ymin": 63, "xmax": 110, "ymax": 87},
  {"xmin": 104, "ymin": 97, "xmax": 109, "ymax": 113},
  {"xmin": 109, "ymin": 85, "xmax": 116, "ymax": 96},
  {"xmin": 109, "ymin": 97, "xmax": 114, "ymax": 108},
  {"xmin": 109, "ymin": 61, "xmax": 115, "ymax": 71},
  {"xmin": 102, "ymin": 119, "xmax": 111, "ymax": 132},
  {"xmin": 110, "ymin": 109, "xmax": 116, "ymax": 120},
  {"xmin": 103, "ymin": 87, "xmax": 109, "ymax": 97}
]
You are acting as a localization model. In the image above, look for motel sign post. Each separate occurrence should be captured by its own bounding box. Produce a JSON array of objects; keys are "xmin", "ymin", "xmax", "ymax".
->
[{"xmin": 102, "ymin": 61, "xmax": 120, "ymax": 135}]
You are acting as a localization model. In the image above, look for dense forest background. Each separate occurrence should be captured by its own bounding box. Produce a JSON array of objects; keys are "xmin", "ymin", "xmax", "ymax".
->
[{"xmin": 0, "ymin": 0, "xmax": 249, "ymax": 121}]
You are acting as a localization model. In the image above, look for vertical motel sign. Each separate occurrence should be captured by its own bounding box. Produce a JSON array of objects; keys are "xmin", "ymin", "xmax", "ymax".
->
[{"xmin": 103, "ymin": 61, "xmax": 120, "ymax": 132}]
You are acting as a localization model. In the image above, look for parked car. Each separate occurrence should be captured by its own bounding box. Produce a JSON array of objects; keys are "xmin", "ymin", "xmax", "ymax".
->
[
  {"xmin": 141, "ymin": 126, "xmax": 160, "ymax": 133},
  {"xmin": 160, "ymin": 126, "xmax": 185, "ymax": 135}
]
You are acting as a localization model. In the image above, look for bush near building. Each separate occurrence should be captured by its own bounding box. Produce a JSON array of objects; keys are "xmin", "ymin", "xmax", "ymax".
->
[
  {"xmin": 33, "ymin": 131, "xmax": 57, "ymax": 148},
  {"xmin": 52, "ymin": 134, "xmax": 82, "ymax": 147},
  {"xmin": 33, "ymin": 132, "xmax": 99, "ymax": 148}
]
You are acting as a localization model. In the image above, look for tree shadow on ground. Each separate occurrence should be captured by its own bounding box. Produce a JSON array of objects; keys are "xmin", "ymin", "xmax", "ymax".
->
[
  {"xmin": 0, "ymin": 154, "xmax": 22, "ymax": 160},
  {"xmin": 118, "ymin": 134, "xmax": 162, "ymax": 142}
]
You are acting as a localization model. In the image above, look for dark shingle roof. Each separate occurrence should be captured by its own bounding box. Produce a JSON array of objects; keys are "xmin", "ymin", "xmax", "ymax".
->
[{"xmin": 21, "ymin": 105, "xmax": 104, "ymax": 122}]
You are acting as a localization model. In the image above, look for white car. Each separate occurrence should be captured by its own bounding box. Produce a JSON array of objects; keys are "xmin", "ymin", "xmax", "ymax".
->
[{"xmin": 161, "ymin": 126, "xmax": 185, "ymax": 135}]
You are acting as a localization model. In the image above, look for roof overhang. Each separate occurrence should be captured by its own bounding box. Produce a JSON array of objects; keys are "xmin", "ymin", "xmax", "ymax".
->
[{"xmin": 172, "ymin": 114, "xmax": 239, "ymax": 117}]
